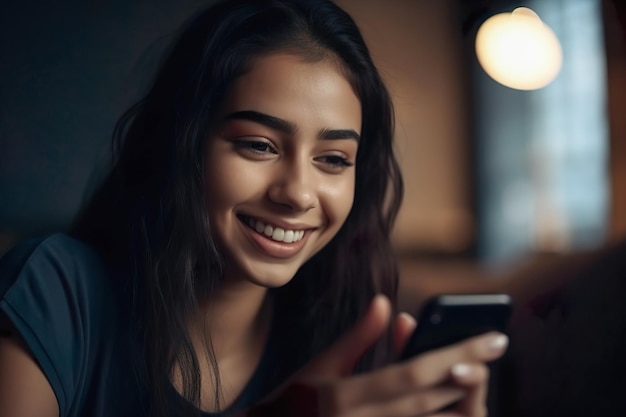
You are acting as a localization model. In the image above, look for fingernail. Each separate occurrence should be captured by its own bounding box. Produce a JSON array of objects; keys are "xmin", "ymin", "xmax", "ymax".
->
[
  {"xmin": 398, "ymin": 312, "xmax": 416, "ymax": 324},
  {"xmin": 451, "ymin": 363, "xmax": 473, "ymax": 378},
  {"xmin": 370, "ymin": 294, "xmax": 390, "ymax": 314},
  {"xmin": 373, "ymin": 294, "xmax": 388, "ymax": 304},
  {"xmin": 487, "ymin": 334, "xmax": 509, "ymax": 352}
]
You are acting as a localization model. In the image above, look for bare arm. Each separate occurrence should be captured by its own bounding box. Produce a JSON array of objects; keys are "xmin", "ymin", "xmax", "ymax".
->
[{"xmin": 0, "ymin": 312, "xmax": 59, "ymax": 417}]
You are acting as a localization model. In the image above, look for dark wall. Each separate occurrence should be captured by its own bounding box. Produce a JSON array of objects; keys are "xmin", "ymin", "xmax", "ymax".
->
[{"xmin": 0, "ymin": 0, "xmax": 210, "ymax": 246}]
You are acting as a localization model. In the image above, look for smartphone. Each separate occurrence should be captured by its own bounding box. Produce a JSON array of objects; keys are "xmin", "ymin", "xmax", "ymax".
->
[{"xmin": 399, "ymin": 294, "xmax": 512, "ymax": 361}]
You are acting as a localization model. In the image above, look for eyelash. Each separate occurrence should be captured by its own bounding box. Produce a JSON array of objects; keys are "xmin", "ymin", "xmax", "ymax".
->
[
  {"xmin": 316, "ymin": 155, "xmax": 353, "ymax": 168},
  {"xmin": 233, "ymin": 139, "xmax": 278, "ymax": 155},
  {"xmin": 232, "ymin": 139, "xmax": 354, "ymax": 169}
]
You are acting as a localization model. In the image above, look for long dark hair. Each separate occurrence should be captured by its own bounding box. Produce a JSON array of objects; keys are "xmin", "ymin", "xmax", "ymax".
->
[{"xmin": 71, "ymin": 0, "xmax": 403, "ymax": 415}]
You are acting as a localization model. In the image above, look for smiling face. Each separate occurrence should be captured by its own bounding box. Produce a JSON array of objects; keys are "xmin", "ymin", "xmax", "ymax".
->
[{"xmin": 204, "ymin": 53, "xmax": 361, "ymax": 288}]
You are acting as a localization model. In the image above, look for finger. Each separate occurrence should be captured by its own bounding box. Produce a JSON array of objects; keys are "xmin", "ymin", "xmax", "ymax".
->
[
  {"xmin": 393, "ymin": 312, "xmax": 417, "ymax": 357},
  {"xmin": 450, "ymin": 363, "xmax": 488, "ymax": 387},
  {"xmin": 407, "ymin": 331, "xmax": 507, "ymax": 384},
  {"xmin": 347, "ymin": 387, "xmax": 465, "ymax": 417},
  {"xmin": 304, "ymin": 294, "xmax": 392, "ymax": 378},
  {"xmin": 450, "ymin": 364, "xmax": 489, "ymax": 417},
  {"xmin": 340, "ymin": 332, "xmax": 507, "ymax": 402}
]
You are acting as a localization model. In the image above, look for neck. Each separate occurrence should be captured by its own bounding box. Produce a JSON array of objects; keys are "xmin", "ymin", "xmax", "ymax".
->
[
  {"xmin": 194, "ymin": 279, "xmax": 271, "ymax": 360},
  {"xmin": 173, "ymin": 275, "xmax": 272, "ymax": 411}
]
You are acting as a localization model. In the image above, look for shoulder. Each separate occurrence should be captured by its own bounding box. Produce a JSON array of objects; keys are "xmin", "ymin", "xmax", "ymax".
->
[
  {"xmin": 0, "ymin": 233, "xmax": 132, "ymax": 416},
  {"xmin": 0, "ymin": 233, "xmax": 111, "ymax": 298},
  {"xmin": 1, "ymin": 232, "xmax": 104, "ymax": 272},
  {"xmin": 0, "ymin": 232, "xmax": 124, "ymax": 338}
]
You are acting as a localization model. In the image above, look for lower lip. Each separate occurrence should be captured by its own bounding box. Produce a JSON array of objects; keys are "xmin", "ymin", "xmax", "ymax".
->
[{"xmin": 240, "ymin": 219, "xmax": 310, "ymax": 259}]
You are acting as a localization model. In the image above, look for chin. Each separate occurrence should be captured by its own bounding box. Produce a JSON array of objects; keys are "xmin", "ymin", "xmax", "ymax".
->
[{"xmin": 226, "ymin": 259, "xmax": 303, "ymax": 289}]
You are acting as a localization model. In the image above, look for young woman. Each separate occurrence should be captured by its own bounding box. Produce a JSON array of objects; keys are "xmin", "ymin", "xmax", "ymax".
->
[{"xmin": 0, "ymin": 0, "xmax": 508, "ymax": 416}]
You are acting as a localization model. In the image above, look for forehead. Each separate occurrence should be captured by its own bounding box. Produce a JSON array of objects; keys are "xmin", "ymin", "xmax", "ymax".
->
[{"xmin": 217, "ymin": 53, "xmax": 362, "ymax": 133}]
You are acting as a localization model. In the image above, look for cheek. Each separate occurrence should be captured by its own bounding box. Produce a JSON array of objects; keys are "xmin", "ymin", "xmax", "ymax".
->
[
  {"xmin": 322, "ymin": 175, "xmax": 355, "ymax": 223},
  {"xmin": 205, "ymin": 156, "xmax": 266, "ymax": 211}
]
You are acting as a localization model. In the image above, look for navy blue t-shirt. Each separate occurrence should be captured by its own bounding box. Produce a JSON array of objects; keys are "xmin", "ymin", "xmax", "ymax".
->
[{"xmin": 0, "ymin": 234, "xmax": 275, "ymax": 416}]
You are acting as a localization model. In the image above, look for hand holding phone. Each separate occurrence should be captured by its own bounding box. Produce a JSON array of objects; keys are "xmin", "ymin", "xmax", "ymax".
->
[{"xmin": 247, "ymin": 295, "xmax": 510, "ymax": 417}]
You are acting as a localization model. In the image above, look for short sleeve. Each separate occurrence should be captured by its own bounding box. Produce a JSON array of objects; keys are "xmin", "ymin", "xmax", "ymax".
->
[{"xmin": 0, "ymin": 234, "xmax": 112, "ymax": 417}]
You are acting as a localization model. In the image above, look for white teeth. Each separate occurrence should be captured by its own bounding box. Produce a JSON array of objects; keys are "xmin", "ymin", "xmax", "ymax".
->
[
  {"xmin": 249, "ymin": 218, "xmax": 305, "ymax": 243},
  {"xmin": 272, "ymin": 228, "xmax": 285, "ymax": 241}
]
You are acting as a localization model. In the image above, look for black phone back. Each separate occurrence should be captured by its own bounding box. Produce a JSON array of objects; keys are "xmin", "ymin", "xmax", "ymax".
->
[{"xmin": 400, "ymin": 294, "xmax": 512, "ymax": 361}]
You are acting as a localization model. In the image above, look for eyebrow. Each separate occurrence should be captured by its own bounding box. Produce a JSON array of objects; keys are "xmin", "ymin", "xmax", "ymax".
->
[{"xmin": 223, "ymin": 110, "xmax": 360, "ymax": 142}]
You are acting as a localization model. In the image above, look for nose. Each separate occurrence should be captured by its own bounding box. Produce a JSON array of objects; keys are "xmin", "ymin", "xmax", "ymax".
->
[{"xmin": 267, "ymin": 160, "xmax": 318, "ymax": 212}]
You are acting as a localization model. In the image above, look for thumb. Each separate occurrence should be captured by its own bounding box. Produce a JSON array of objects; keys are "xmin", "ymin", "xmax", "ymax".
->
[
  {"xmin": 304, "ymin": 294, "xmax": 392, "ymax": 379},
  {"xmin": 393, "ymin": 312, "xmax": 417, "ymax": 357}
]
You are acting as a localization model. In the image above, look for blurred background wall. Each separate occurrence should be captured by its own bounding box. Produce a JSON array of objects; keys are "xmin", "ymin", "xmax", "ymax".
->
[
  {"xmin": 0, "ymin": 0, "xmax": 211, "ymax": 251},
  {"xmin": 336, "ymin": 0, "xmax": 474, "ymax": 256},
  {"xmin": 1, "ymin": 0, "xmax": 624, "ymax": 290}
]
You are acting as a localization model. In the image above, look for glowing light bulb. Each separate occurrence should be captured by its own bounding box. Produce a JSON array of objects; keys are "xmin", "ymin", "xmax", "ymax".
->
[{"xmin": 475, "ymin": 7, "xmax": 563, "ymax": 90}]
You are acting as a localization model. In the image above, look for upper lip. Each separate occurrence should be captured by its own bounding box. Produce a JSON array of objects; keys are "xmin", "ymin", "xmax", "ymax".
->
[{"xmin": 238, "ymin": 213, "xmax": 317, "ymax": 231}]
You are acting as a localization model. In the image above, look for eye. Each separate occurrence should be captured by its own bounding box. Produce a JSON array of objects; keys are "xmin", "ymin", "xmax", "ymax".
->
[
  {"xmin": 315, "ymin": 155, "xmax": 354, "ymax": 171},
  {"xmin": 232, "ymin": 138, "xmax": 278, "ymax": 156}
]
